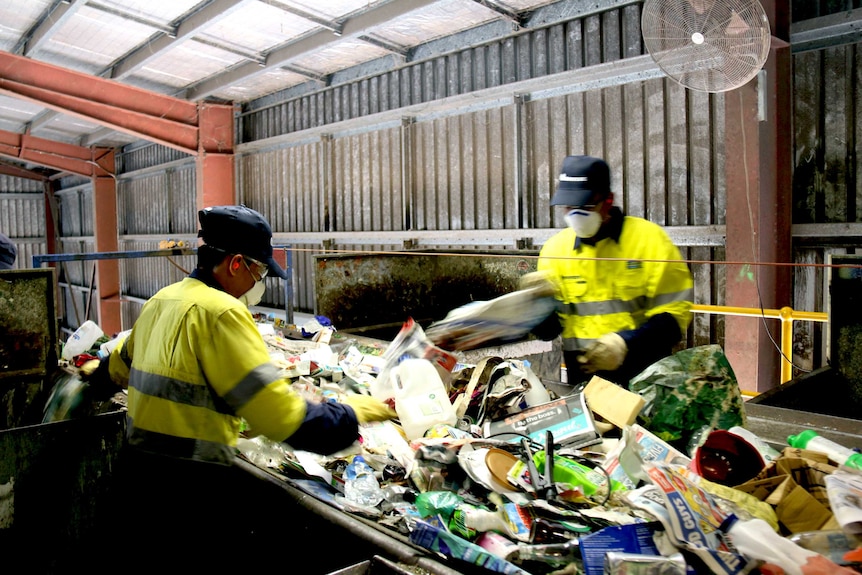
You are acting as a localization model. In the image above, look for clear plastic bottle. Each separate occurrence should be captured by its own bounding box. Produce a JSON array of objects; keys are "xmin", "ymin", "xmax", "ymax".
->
[
  {"xmin": 787, "ymin": 430, "xmax": 862, "ymax": 470},
  {"xmin": 343, "ymin": 455, "xmax": 385, "ymax": 507},
  {"xmin": 788, "ymin": 529, "xmax": 862, "ymax": 567}
]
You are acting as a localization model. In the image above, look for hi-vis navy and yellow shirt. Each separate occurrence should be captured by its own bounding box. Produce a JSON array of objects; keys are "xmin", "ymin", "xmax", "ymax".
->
[
  {"xmin": 108, "ymin": 272, "xmax": 358, "ymax": 464},
  {"xmin": 537, "ymin": 207, "xmax": 694, "ymax": 384}
]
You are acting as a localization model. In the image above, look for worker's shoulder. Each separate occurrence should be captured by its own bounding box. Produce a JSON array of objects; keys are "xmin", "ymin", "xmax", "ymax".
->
[{"xmin": 154, "ymin": 277, "xmax": 245, "ymax": 315}]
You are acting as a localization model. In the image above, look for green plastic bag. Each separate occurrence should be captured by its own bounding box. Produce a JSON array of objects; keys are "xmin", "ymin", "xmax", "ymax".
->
[{"xmin": 628, "ymin": 344, "xmax": 746, "ymax": 453}]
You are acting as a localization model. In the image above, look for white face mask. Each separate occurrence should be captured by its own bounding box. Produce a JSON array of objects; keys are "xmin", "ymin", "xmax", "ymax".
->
[
  {"xmin": 239, "ymin": 279, "xmax": 266, "ymax": 307},
  {"xmin": 564, "ymin": 209, "xmax": 602, "ymax": 238}
]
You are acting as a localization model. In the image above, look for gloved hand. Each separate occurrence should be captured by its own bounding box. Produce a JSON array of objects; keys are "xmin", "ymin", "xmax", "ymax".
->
[
  {"xmin": 78, "ymin": 356, "xmax": 122, "ymax": 401},
  {"xmin": 577, "ymin": 332, "xmax": 627, "ymax": 374},
  {"xmin": 518, "ymin": 270, "xmax": 558, "ymax": 298},
  {"xmin": 79, "ymin": 359, "xmax": 101, "ymax": 378},
  {"xmin": 343, "ymin": 394, "xmax": 398, "ymax": 424}
]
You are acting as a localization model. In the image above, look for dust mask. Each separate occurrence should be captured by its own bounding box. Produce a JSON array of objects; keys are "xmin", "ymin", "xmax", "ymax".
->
[
  {"xmin": 239, "ymin": 279, "xmax": 266, "ymax": 307},
  {"xmin": 564, "ymin": 209, "xmax": 602, "ymax": 238}
]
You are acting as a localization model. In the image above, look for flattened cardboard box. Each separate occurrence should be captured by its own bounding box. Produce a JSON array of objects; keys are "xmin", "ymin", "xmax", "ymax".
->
[{"xmin": 734, "ymin": 447, "xmax": 841, "ymax": 534}]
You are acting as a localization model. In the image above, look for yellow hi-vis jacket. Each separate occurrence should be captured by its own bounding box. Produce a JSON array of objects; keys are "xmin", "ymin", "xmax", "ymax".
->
[
  {"xmin": 538, "ymin": 212, "xmax": 693, "ymax": 375},
  {"xmin": 108, "ymin": 276, "xmax": 351, "ymax": 464}
]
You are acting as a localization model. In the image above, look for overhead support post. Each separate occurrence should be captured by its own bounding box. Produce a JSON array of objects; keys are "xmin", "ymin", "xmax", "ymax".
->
[
  {"xmin": 196, "ymin": 101, "xmax": 237, "ymax": 211},
  {"xmin": 91, "ymin": 148, "xmax": 121, "ymax": 335},
  {"xmin": 724, "ymin": 0, "xmax": 792, "ymax": 393}
]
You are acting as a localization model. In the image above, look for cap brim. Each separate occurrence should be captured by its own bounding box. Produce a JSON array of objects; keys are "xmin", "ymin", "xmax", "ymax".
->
[
  {"xmin": 265, "ymin": 256, "xmax": 288, "ymax": 279},
  {"xmin": 550, "ymin": 186, "xmax": 596, "ymax": 207}
]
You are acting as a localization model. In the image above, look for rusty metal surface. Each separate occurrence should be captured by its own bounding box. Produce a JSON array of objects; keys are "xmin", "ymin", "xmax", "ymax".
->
[
  {"xmin": 0, "ymin": 268, "xmax": 56, "ymax": 380},
  {"xmin": 314, "ymin": 250, "xmax": 538, "ymax": 331}
]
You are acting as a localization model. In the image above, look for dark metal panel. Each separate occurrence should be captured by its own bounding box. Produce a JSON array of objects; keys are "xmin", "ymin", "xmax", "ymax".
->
[
  {"xmin": 645, "ymin": 78, "xmax": 668, "ymax": 225},
  {"xmin": 622, "ymin": 82, "xmax": 646, "ymax": 218},
  {"xmin": 667, "ymin": 81, "xmax": 689, "ymax": 227},
  {"xmin": 823, "ymin": 46, "xmax": 851, "ymax": 223}
]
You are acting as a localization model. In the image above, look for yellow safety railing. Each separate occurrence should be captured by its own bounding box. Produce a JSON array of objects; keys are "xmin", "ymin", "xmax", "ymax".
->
[{"xmin": 691, "ymin": 304, "xmax": 828, "ymax": 385}]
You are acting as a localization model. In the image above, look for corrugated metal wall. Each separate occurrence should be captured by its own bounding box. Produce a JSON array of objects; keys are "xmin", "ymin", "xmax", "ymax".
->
[
  {"xmin": 791, "ymin": 39, "xmax": 862, "ymax": 371},
  {"xmin": 0, "ymin": 176, "xmax": 47, "ymax": 271}
]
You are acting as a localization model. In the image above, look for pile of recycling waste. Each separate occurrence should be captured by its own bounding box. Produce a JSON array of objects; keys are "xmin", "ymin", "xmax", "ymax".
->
[{"xmin": 57, "ymin": 314, "xmax": 862, "ymax": 575}]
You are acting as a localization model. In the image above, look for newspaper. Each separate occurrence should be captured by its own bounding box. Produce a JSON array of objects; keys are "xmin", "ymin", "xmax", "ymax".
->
[
  {"xmin": 425, "ymin": 287, "xmax": 557, "ymax": 351},
  {"xmin": 825, "ymin": 467, "xmax": 862, "ymax": 536},
  {"xmin": 625, "ymin": 462, "xmax": 754, "ymax": 575}
]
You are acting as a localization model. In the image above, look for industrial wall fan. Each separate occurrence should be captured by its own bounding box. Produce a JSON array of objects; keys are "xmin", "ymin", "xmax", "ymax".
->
[{"xmin": 642, "ymin": 0, "xmax": 771, "ymax": 93}]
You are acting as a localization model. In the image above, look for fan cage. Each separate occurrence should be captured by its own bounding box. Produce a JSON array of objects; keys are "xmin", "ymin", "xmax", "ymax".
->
[{"xmin": 642, "ymin": 0, "xmax": 772, "ymax": 93}]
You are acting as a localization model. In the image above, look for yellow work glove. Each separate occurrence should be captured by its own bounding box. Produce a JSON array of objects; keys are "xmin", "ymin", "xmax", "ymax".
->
[
  {"xmin": 79, "ymin": 359, "xmax": 101, "ymax": 378},
  {"xmin": 343, "ymin": 394, "xmax": 398, "ymax": 424},
  {"xmin": 578, "ymin": 333, "xmax": 627, "ymax": 374},
  {"xmin": 518, "ymin": 270, "xmax": 558, "ymax": 298}
]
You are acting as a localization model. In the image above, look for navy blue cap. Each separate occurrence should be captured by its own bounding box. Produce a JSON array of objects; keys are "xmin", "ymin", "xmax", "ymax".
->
[
  {"xmin": 0, "ymin": 233, "xmax": 16, "ymax": 270},
  {"xmin": 198, "ymin": 205, "xmax": 287, "ymax": 279},
  {"xmin": 550, "ymin": 155, "xmax": 611, "ymax": 207}
]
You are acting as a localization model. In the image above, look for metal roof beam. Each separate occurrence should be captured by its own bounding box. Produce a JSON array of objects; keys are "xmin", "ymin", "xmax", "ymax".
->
[
  {"xmin": 468, "ymin": 0, "xmax": 524, "ymax": 28},
  {"xmin": 87, "ymin": 1, "xmax": 177, "ymax": 37},
  {"xmin": 357, "ymin": 34, "xmax": 409, "ymax": 58},
  {"xmin": 13, "ymin": 0, "xmax": 87, "ymax": 57},
  {"xmin": 790, "ymin": 8, "xmax": 862, "ymax": 53},
  {"xmin": 0, "ymin": 50, "xmax": 204, "ymax": 154},
  {"xmin": 259, "ymin": 0, "xmax": 343, "ymax": 34},
  {"xmin": 110, "ymin": 0, "xmax": 253, "ymax": 80},
  {"xmin": 0, "ymin": 159, "xmax": 50, "ymax": 180},
  {"xmin": 0, "ymin": 129, "xmax": 112, "ymax": 177},
  {"xmin": 185, "ymin": 0, "xmax": 440, "ymax": 101}
]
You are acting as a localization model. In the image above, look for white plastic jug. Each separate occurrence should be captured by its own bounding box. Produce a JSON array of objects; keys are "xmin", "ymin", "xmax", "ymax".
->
[
  {"xmin": 61, "ymin": 320, "xmax": 104, "ymax": 360},
  {"xmin": 391, "ymin": 358, "xmax": 457, "ymax": 440}
]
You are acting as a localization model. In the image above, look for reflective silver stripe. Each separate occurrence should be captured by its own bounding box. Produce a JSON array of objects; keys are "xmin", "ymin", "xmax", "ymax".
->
[
  {"xmin": 562, "ymin": 337, "xmax": 596, "ymax": 352},
  {"xmin": 130, "ymin": 369, "xmax": 220, "ymax": 411},
  {"xmin": 650, "ymin": 287, "xmax": 694, "ymax": 307},
  {"xmin": 222, "ymin": 363, "xmax": 282, "ymax": 412},
  {"xmin": 562, "ymin": 296, "xmax": 646, "ymax": 316},
  {"xmin": 126, "ymin": 415, "xmax": 234, "ymax": 465}
]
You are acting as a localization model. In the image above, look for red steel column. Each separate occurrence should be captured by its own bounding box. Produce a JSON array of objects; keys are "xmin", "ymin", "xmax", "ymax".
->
[
  {"xmin": 91, "ymin": 148, "xmax": 122, "ymax": 335},
  {"xmin": 724, "ymin": 1, "xmax": 792, "ymax": 393},
  {"xmin": 196, "ymin": 102, "xmax": 236, "ymax": 211}
]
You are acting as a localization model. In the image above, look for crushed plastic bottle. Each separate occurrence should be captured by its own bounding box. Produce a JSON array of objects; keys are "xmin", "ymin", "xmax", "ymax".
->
[{"xmin": 343, "ymin": 455, "xmax": 385, "ymax": 508}]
